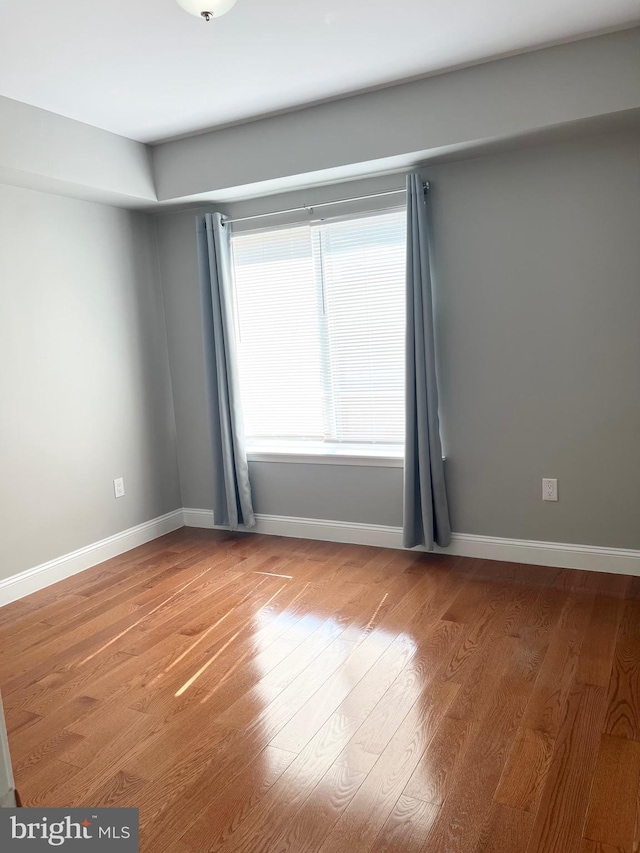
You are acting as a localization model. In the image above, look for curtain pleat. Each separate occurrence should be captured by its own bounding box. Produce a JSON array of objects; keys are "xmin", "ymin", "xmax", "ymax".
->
[
  {"xmin": 403, "ymin": 175, "xmax": 451, "ymax": 550},
  {"xmin": 196, "ymin": 212, "xmax": 255, "ymax": 530}
]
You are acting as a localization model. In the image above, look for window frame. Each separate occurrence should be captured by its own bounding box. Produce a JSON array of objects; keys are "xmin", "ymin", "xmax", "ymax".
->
[{"xmin": 230, "ymin": 205, "xmax": 407, "ymax": 466}]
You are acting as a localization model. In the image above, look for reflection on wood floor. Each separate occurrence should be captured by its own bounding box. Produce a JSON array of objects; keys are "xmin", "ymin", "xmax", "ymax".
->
[{"xmin": 1, "ymin": 527, "xmax": 639, "ymax": 852}]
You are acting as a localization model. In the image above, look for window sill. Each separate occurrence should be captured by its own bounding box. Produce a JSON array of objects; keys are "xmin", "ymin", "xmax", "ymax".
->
[{"xmin": 246, "ymin": 443, "xmax": 404, "ymax": 468}]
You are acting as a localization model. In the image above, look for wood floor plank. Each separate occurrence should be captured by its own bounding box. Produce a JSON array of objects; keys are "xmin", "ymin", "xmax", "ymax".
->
[
  {"xmin": 416, "ymin": 627, "xmax": 544, "ymax": 853},
  {"xmin": 89, "ymin": 769, "xmax": 147, "ymax": 808},
  {"xmin": 212, "ymin": 608, "xmax": 361, "ymax": 735},
  {"xmin": 135, "ymin": 580, "xmax": 363, "ymax": 731},
  {"xmin": 263, "ymin": 763, "xmax": 368, "ymax": 853},
  {"xmin": 4, "ymin": 707, "xmax": 41, "ymax": 735},
  {"xmin": 441, "ymin": 564, "xmax": 493, "ymax": 623},
  {"xmin": 14, "ymin": 650, "xmax": 137, "ymax": 717},
  {"xmin": 13, "ymin": 729, "xmax": 85, "ymax": 777},
  {"xmin": 0, "ymin": 535, "xmax": 186, "ymax": 626},
  {"xmin": 446, "ymin": 633, "xmax": 520, "ymax": 722},
  {"xmin": 474, "ymin": 802, "xmax": 534, "ymax": 853},
  {"xmin": 519, "ymin": 626, "xmax": 583, "ymax": 737},
  {"xmin": 316, "ymin": 681, "xmax": 459, "ymax": 853},
  {"xmin": 269, "ymin": 628, "xmax": 397, "ymax": 753},
  {"xmin": 0, "ymin": 535, "xmax": 220, "ymax": 634},
  {"xmin": 403, "ymin": 715, "xmax": 478, "ymax": 805},
  {"xmin": 2, "ymin": 533, "xmax": 638, "ymax": 853},
  {"xmin": 494, "ymin": 727, "xmax": 554, "ymax": 812},
  {"xmin": 583, "ymin": 734, "xmax": 640, "ymax": 850},
  {"xmin": 603, "ymin": 637, "xmax": 640, "ymax": 741},
  {"xmin": 334, "ymin": 620, "xmax": 463, "ymax": 773},
  {"xmin": 25, "ymin": 708, "xmax": 166, "ymax": 807},
  {"xmin": 363, "ymin": 565, "xmax": 456, "ymax": 638},
  {"xmin": 580, "ymin": 841, "xmax": 632, "ymax": 853},
  {"xmin": 525, "ymin": 683, "xmax": 608, "ymax": 853},
  {"xmin": 335, "ymin": 632, "xmax": 419, "ymax": 722},
  {"xmin": 203, "ymin": 713, "xmax": 362, "ymax": 853},
  {"xmin": 368, "ymin": 795, "xmax": 439, "ymax": 853},
  {"xmin": 18, "ymin": 759, "xmax": 82, "ymax": 808},
  {"xmin": 417, "ymin": 727, "xmax": 517, "ymax": 853},
  {"xmin": 9, "ymin": 695, "xmax": 98, "ymax": 762},
  {"xmin": 557, "ymin": 575, "xmax": 596, "ymax": 634},
  {"xmin": 143, "ymin": 745, "xmax": 296, "ymax": 852},
  {"xmin": 576, "ymin": 593, "xmax": 624, "ymax": 688},
  {"xmin": 520, "ymin": 578, "xmax": 569, "ymax": 642},
  {"xmin": 619, "ymin": 593, "xmax": 640, "ymax": 639},
  {"xmin": 0, "ymin": 572, "xmax": 233, "ymax": 694},
  {"xmin": 222, "ymin": 634, "xmax": 361, "ymax": 738},
  {"xmin": 61, "ymin": 706, "xmax": 149, "ymax": 769},
  {"xmin": 438, "ymin": 580, "xmax": 517, "ymax": 686},
  {"xmin": 128, "ymin": 726, "xmax": 276, "ymax": 833}
]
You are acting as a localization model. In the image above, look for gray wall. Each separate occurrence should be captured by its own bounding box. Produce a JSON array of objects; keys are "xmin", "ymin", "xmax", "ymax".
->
[
  {"xmin": 432, "ymin": 130, "xmax": 640, "ymax": 549},
  {"xmin": 0, "ymin": 183, "xmax": 181, "ymax": 581},
  {"xmin": 0, "ymin": 95, "xmax": 156, "ymax": 208},
  {"xmin": 155, "ymin": 206, "xmax": 404, "ymax": 527},
  {"xmin": 152, "ymin": 27, "xmax": 640, "ymax": 202},
  {"xmin": 155, "ymin": 128, "xmax": 640, "ymax": 550}
]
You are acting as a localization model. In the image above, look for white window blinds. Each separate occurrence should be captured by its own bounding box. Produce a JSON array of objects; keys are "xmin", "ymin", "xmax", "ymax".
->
[{"xmin": 230, "ymin": 208, "xmax": 406, "ymax": 448}]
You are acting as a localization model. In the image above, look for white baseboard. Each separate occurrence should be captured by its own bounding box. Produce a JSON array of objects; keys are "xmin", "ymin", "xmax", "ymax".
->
[
  {"xmin": 3, "ymin": 506, "xmax": 638, "ymax": 609},
  {"xmin": 0, "ymin": 509, "xmax": 184, "ymax": 608},
  {"xmin": 182, "ymin": 508, "xmax": 218, "ymax": 530},
  {"xmin": 445, "ymin": 532, "xmax": 640, "ymax": 575},
  {"xmin": 183, "ymin": 508, "xmax": 640, "ymax": 576}
]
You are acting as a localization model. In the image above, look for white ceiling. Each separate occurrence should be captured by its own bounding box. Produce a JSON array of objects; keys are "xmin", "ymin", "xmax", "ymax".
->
[{"xmin": 0, "ymin": 1, "xmax": 637, "ymax": 144}]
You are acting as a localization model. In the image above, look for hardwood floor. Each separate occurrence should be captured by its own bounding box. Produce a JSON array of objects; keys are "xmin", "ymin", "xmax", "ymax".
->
[{"xmin": 1, "ymin": 528, "xmax": 639, "ymax": 852}]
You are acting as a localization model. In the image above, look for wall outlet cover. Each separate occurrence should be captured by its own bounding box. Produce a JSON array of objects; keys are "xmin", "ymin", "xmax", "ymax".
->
[
  {"xmin": 542, "ymin": 478, "xmax": 558, "ymax": 501},
  {"xmin": 113, "ymin": 477, "xmax": 125, "ymax": 499}
]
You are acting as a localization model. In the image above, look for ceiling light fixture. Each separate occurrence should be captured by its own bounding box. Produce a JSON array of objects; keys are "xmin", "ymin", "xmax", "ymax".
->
[{"xmin": 176, "ymin": 0, "xmax": 238, "ymax": 21}]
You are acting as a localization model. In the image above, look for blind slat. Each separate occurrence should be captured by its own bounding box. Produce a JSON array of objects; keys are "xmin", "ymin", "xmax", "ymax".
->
[{"xmin": 230, "ymin": 210, "xmax": 406, "ymax": 445}]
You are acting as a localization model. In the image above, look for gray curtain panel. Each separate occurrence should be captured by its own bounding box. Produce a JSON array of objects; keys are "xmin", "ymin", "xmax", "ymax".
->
[
  {"xmin": 403, "ymin": 174, "xmax": 451, "ymax": 550},
  {"xmin": 196, "ymin": 212, "xmax": 256, "ymax": 530}
]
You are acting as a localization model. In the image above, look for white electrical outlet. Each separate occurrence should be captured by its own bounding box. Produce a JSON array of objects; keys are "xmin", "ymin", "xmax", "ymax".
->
[
  {"xmin": 542, "ymin": 478, "xmax": 558, "ymax": 502},
  {"xmin": 113, "ymin": 477, "xmax": 125, "ymax": 499}
]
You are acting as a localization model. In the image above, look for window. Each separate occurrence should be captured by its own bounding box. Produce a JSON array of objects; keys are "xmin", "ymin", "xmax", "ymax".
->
[{"xmin": 230, "ymin": 208, "xmax": 406, "ymax": 460}]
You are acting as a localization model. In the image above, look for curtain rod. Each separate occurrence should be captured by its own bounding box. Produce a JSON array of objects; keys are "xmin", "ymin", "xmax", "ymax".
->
[{"xmin": 224, "ymin": 181, "xmax": 430, "ymax": 226}]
